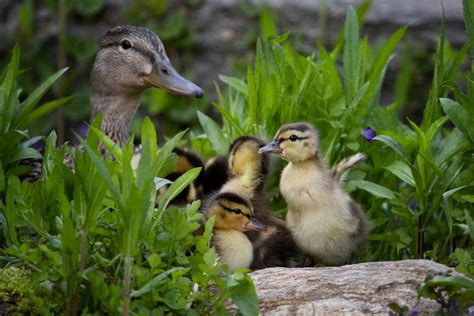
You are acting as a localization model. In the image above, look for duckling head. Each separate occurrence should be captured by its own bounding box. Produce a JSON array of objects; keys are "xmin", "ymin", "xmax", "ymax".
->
[
  {"xmin": 228, "ymin": 136, "xmax": 270, "ymax": 178},
  {"xmin": 91, "ymin": 25, "xmax": 203, "ymax": 119},
  {"xmin": 206, "ymin": 192, "xmax": 267, "ymax": 232},
  {"xmin": 259, "ymin": 122, "xmax": 319, "ymax": 163}
]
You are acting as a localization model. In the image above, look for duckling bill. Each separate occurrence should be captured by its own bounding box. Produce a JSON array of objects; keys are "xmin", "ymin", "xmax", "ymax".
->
[{"xmin": 259, "ymin": 122, "xmax": 369, "ymax": 266}]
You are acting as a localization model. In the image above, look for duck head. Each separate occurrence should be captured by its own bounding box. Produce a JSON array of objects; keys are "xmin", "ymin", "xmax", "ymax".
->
[
  {"xmin": 258, "ymin": 122, "xmax": 319, "ymax": 163},
  {"xmin": 90, "ymin": 25, "xmax": 203, "ymax": 142}
]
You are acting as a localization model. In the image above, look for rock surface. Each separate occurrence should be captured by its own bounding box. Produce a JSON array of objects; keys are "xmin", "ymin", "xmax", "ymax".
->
[{"xmin": 231, "ymin": 260, "xmax": 460, "ymax": 315}]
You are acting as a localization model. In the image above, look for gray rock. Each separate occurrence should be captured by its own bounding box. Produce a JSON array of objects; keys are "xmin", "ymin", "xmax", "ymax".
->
[{"xmin": 228, "ymin": 259, "xmax": 461, "ymax": 315}]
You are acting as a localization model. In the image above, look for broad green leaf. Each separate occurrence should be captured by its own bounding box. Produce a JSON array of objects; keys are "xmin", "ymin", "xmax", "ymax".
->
[
  {"xmin": 440, "ymin": 98, "xmax": 474, "ymax": 143},
  {"xmin": 463, "ymin": 0, "xmax": 474, "ymax": 65},
  {"xmin": 158, "ymin": 167, "xmax": 202, "ymax": 212},
  {"xmin": 385, "ymin": 161, "xmax": 415, "ymax": 187},
  {"xmin": 360, "ymin": 26, "xmax": 407, "ymax": 107},
  {"xmin": 219, "ymin": 75, "xmax": 248, "ymax": 96},
  {"xmin": 25, "ymin": 95, "xmax": 74, "ymax": 126},
  {"xmin": 351, "ymin": 180, "xmax": 395, "ymax": 199},
  {"xmin": 7, "ymin": 146, "xmax": 42, "ymax": 163},
  {"xmin": 88, "ymin": 125, "xmax": 123, "ymax": 163},
  {"xmin": 131, "ymin": 267, "xmax": 185, "ymax": 298},
  {"xmin": 373, "ymin": 135, "xmax": 409, "ymax": 162},
  {"xmin": 197, "ymin": 111, "xmax": 228, "ymax": 155},
  {"xmin": 16, "ymin": 67, "xmax": 68, "ymax": 125},
  {"xmin": 229, "ymin": 273, "xmax": 259, "ymax": 316},
  {"xmin": 343, "ymin": 7, "xmax": 360, "ymax": 104},
  {"xmin": 79, "ymin": 136, "xmax": 122, "ymax": 209}
]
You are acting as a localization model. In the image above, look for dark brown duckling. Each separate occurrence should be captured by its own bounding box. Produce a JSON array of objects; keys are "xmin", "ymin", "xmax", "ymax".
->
[{"xmin": 201, "ymin": 155, "xmax": 229, "ymax": 196}]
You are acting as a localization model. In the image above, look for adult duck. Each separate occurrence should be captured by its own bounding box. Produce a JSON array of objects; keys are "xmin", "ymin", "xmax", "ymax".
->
[{"xmin": 26, "ymin": 25, "xmax": 203, "ymax": 180}]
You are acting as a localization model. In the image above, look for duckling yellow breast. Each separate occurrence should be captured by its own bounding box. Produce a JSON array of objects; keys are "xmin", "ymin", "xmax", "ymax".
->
[
  {"xmin": 280, "ymin": 161, "xmax": 360, "ymax": 265},
  {"xmin": 213, "ymin": 230, "xmax": 253, "ymax": 272}
]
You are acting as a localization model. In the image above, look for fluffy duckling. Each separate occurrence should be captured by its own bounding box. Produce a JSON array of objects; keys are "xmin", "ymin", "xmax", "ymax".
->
[
  {"xmin": 259, "ymin": 123, "xmax": 369, "ymax": 266},
  {"xmin": 155, "ymin": 147, "xmax": 205, "ymax": 206},
  {"xmin": 201, "ymin": 155, "xmax": 229, "ymax": 196},
  {"xmin": 221, "ymin": 136, "xmax": 313, "ymax": 269},
  {"xmin": 203, "ymin": 192, "xmax": 266, "ymax": 272}
]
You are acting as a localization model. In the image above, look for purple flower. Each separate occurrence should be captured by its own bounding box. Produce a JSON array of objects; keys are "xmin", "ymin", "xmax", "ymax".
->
[
  {"xmin": 79, "ymin": 124, "xmax": 89, "ymax": 137},
  {"xmin": 408, "ymin": 196, "xmax": 418, "ymax": 211},
  {"xmin": 410, "ymin": 305, "xmax": 421, "ymax": 315},
  {"xmin": 362, "ymin": 127, "xmax": 376, "ymax": 142},
  {"xmin": 32, "ymin": 139, "xmax": 45, "ymax": 151}
]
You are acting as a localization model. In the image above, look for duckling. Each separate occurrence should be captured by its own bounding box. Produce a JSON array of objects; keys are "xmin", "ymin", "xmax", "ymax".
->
[
  {"xmin": 26, "ymin": 25, "xmax": 203, "ymax": 181},
  {"xmin": 201, "ymin": 155, "xmax": 229, "ymax": 196},
  {"xmin": 259, "ymin": 122, "xmax": 369, "ymax": 266},
  {"xmin": 203, "ymin": 191, "xmax": 266, "ymax": 272},
  {"xmin": 156, "ymin": 147, "xmax": 204, "ymax": 206},
  {"xmin": 221, "ymin": 136, "xmax": 313, "ymax": 269}
]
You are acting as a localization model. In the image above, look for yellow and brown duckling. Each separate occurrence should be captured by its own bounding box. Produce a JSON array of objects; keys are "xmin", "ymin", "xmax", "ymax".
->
[
  {"xmin": 203, "ymin": 191, "xmax": 266, "ymax": 272},
  {"xmin": 221, "ymin": 136, "xmax": 313, "ymax": 269},
  {"xmin": 259, "ymin": 122, "xmax": 369, "ymax": 266}
]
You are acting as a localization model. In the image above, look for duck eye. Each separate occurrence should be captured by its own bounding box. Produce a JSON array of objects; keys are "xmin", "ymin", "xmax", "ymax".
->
[
  {"xmin": 289, "ymin": 135, "xmax": 298, "ymax": 142},
  {"xmin": 121, "ymin": 39, "xmax": 132, "ymax": 50},
  {"xmin": 161, "ymin": 68, "xmax": 169, "ymax": 75}
]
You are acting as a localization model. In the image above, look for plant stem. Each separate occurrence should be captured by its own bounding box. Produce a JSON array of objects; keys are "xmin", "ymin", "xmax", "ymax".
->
[
  {"xmin": 56, "ymin": 0, "xmax": 67, "ymax": 144},
  {"xmin": 123, "ymin": 255, "xmax": 132, "ymax": 316}
]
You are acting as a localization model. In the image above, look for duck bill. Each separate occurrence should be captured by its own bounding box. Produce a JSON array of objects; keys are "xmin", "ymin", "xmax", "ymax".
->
[
  {"xmin": 245, "ymin": 217, "xmax": 267, "ymax": 232},
  {"xmin": 143, "ymin": 59, "xmax": 204, "ymax": 98},
  {"xmin": 258, "ymin": 140, "xmax": 282, "ymax": 154}
]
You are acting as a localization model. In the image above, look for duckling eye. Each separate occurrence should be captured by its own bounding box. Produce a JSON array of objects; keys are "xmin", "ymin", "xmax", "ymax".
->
[
  {"xmin": 231, "ymin": 208, "xmax": 242, "ymax": 215},
  {"xmin": 121, "ymin": 39, "xmax": 132, "ymax": 50},
  {"xmin": 289, "ymin": 135, "xmax": 298, "ymax": 142}
]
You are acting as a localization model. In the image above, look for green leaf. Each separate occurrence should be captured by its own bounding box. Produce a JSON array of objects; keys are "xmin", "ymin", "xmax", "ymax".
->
[
  {"xmin": 131, "ymin": 267, "xmax": 185, "ymax": 298},
  {"xmin": 373, "ymin": 135, "xmax": 409, "ymax": 162},
  {"xmin": 343, "ymin": 7, "xmax": 360, "ymax": 104},
  {"xmin": 15, "ymin": 67, "xmax": 68, "ymax": 128},
  {"xmin": 229, "ymin": 274, "xmax": 259, "ymax": 316},
  {"xmin": 88, "ymin": 125, "xmax": 123, "ymax": 163},
  {"xmin": 351, "ymin": 180, "xmax": 395, "ymax": 199},
  {"xmin": 463, "ymin": 0, "xmax": 474, "ymax": 65},
  {"xmin": 197, "ymin": 111, "xmax": 228, "ymax": 155},
  {"xmin": 25, "ymin": 95, "xmax": 73, "ymax": 125},
  {"xmin": 440, "ymin": 98, "xmax": 474, "ymax": 143},
  {"xmin": 158, "ymin": 167, "xmax": 202, "ymax": 211},
  {"xmin": 219, "ymin": 75, "xmax": 248, "ymax": 96},
  {"xmin": 6, "ymin": 146, "xmax": 42, "ymax": 164},
  {"xmin": 360, "ymin": 25, "xmax": 407, "ymax": 108},
  {"xmin": 385, "ymin": 161, "xmax": 415, "ymax": 186}
]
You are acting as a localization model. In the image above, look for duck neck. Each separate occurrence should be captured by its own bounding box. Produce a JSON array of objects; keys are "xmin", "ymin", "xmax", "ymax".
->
[{"xmin": 90, "ymin": 91, "xmax": 142, "ymax": 145}]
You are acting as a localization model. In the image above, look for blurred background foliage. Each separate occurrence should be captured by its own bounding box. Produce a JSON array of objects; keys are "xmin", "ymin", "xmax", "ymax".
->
[{"xmin": 0, "ymin": 0, "xmax": 466, "ymax": 145}]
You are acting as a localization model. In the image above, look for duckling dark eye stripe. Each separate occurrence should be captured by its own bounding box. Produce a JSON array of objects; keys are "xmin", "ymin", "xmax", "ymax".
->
[
  {"xmin": 279, "ymin": 136, "xmax": 309, "ymax": 142},
  {"xmin": 219, "ymin": 203, "xmax": 251, "ymax": 219}
]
